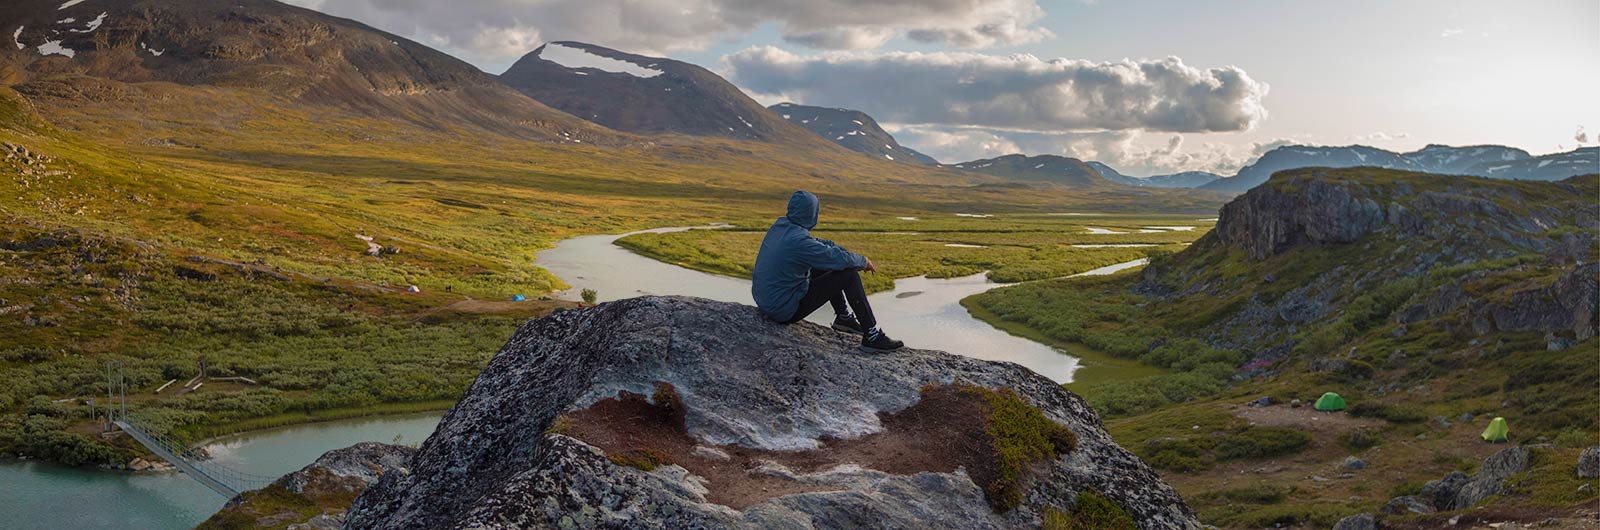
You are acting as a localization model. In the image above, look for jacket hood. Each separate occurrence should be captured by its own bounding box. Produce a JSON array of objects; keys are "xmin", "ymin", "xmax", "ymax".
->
[{"xmin": 785, "ymin": 191, "xmax": 820, "ymax": 229}]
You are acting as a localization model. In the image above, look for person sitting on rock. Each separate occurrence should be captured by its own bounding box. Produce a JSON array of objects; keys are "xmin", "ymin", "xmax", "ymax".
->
[{"xmin": 752, "ymin": 190, "xmax": 904, "ymax": 352}]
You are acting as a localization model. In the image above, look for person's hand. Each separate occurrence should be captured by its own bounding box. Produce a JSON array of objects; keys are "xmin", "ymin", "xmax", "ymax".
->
[{"xmin": 863, "ymin": 257, "xmax": 877, "ymax": 273}]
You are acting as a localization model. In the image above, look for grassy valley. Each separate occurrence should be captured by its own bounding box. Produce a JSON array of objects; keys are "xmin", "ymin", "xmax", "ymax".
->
[{"xmin": 0, "ymin": 53, "xmax": 1224, "ymax": 467}]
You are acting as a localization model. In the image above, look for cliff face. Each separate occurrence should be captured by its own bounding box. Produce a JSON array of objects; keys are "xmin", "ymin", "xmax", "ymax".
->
[
  {"xmin": 343, "ymin": 296, "xmax": 1198, "ymax": 529},
  {"xmin": 1145, "ymin": 168, "xmax": 1598, "ymax": 376},
  {"xmin": 1213, "ymin": 169, "xmax": 1595, "ymax": 260}
]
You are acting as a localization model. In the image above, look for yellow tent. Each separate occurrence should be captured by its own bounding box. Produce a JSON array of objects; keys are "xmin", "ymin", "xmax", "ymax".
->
[{"xmin": 1481, "ymin": 416, "xmax": 1509, "ymax": 443}]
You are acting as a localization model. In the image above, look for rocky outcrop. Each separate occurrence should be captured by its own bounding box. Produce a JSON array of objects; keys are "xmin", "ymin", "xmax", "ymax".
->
[
  {"xmin": 1382, "ymin": 446, "xmax": 1531, "ymax": 515},
  {"xmin": 1215, "ymin": 174, "xmax": 1407, "ymax": 259},
  {"xmin": 200, "ymin": 442, "xmax": 414, "ymax": 530},
  {"xmin": 1213, "ymin": 170, "xmax": 1595, "ymax": 260},
  {"xmin": 344, "ymin": 296, "xmax": 1197, "ymax": 529}
]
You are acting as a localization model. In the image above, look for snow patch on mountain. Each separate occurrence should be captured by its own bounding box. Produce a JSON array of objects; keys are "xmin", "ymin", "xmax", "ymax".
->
[
  {"xmin": 37, "ymin": 40, "xmax": 73, "ymax": 57},
  {"xmin": 538, "ymin": 43, "xmax": 661, "ymax": 78}
]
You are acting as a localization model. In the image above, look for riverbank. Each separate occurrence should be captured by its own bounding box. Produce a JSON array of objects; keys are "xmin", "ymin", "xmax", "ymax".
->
[{"xmin": 958, "ymin": 301, "xmax": 1166, "ymax": 394}]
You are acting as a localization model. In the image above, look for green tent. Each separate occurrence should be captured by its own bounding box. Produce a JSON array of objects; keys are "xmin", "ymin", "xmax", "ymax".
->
[
  {"xmin": 1482, "ymin": 417, "xmax": 1509, "ymax": 443},
  {"xmin": 1313, "ymin": 392, "xmax": 1347, "ymax": 411}
]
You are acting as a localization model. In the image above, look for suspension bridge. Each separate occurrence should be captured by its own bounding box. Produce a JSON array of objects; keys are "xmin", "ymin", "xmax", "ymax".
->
[{"xmin": 102, "ymin": 362, "xmax": 277, "ymax": 498}]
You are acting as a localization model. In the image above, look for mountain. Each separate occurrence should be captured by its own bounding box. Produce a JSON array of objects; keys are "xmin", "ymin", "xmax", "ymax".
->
[
  {"xmin": 499, "ymin": 42, "xmax": 816, "ymax": 144},
  {"xmin": 0, "ymin": 0, "xmax": 610, "ymax": 141},
  {"xmin": 1401, "ymin": 144, "xmax": 1531, "ymax": 173},
  {"xmin": 952, "ymin": 154, "xmax": 1113, "ymax": 187},
  {"xmin": 1200, "ymin": 144, "xmax": 1595, "ymax": 192},
  {"xmin": 1474, "ymin": 146, "xmax": 1599, "ymax": 181},
  {"xmin": 1141, "ymin": 171, "xmax": 1223, "ymax": 188},
  {"xmin": 769, "ymin": 103, "xmax": 938, "ymax": 164},
  {"xmin": 1088, "ymin": 162, "xmax": 1221, "ymax": 188},
  {"xmin": 1200, "ymin": 145, "xmax": 1419, "ymax": 192},
  {"xmin": 343, "ymin": 296, "xmax": 1198, "ymax": 529}
]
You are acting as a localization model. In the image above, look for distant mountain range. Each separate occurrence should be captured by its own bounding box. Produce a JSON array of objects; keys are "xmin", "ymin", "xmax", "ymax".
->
[
  {"xmin": 769, "ymin": 103, "xmax": 938, "ymax": 164},
  {"xmin": 1086, "ymin": 162, "xmax": 1223, "ymax": 188},
  {"xmin": 1197, "ymin": 144, "xmax": 1597, "ymax": 192},
  {"xmin": 1083, "ymin": 144, "xmax": 1598, "ymax": 192},
  {"xmin": 949, "ymin": 154, "xmax": 1112, "ymax": 187}
]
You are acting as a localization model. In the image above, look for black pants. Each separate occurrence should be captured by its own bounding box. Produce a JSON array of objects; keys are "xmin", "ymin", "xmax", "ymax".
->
[{"xmin": 782, "ymin": 269, "xmax": 876, "ymax": 329}]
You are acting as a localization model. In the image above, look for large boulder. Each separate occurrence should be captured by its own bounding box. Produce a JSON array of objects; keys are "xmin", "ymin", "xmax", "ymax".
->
[
  {"xmin": 1579, "ymin": 447, "xmax": 1600, "ymax": 478},
  {"xmin": 344, "ymin": 296, "xmax": 1198, "ymax": 529},
  {"xmin": 1451, "ymin": 446, "xmax": 1531, "ymax": 510}
]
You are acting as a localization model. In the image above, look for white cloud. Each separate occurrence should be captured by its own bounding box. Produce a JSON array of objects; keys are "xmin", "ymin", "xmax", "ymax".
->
[
  {"xmin": 725, "ymin": 47, "xmax": 1269, "ymax": 134},
  {"xmin": 884, "ymin": 126, "xmax": 1022, "ymax": 163},
  {"xmin": 282, "ymin": 0, "xmax": 1054, "ymax": 71},
  {"xmin": 1349, "ymin": 131, "xmax": 1411, "ymax": 142},
  {"xmin": 887, "ymin": 125, "xmax": 1288, "ymax": 176},
  {"xmin": 1440, "ymin": 28, "xmax": 1464, "ymax": 38}
]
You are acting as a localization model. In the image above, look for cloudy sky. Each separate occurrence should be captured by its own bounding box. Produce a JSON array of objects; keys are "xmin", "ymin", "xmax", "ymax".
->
[{"xmin": 286, "ymin": 0, "xmax": 1599, "ymax": 176}]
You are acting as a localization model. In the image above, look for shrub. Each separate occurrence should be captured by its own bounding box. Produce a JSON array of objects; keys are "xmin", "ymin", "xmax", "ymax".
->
[
  {"xmin": 1042, "ymin": 490, "xmax": 1136, "ymax": 530},
  {"xmin": 580, "ymin": 288, "xmax": 598, "ymax": 305},
  {"xmin": 1348, "ymin": 402, "xmax": 1426, "ymax": 424},
  {"xmin": 606, "ymin": 448, "xmax": 668, "ymax": 471},
  {"xmin": 1216, "ymin": 426, "xmax": 1311, "ymax": 460},
  {"xmin": 1339, "ymin": 429, "xmax": 1382, "ymax": 451},
  {"xmin": 966, "ymin": 385, "xmax": 1077, "ymax": 511}
]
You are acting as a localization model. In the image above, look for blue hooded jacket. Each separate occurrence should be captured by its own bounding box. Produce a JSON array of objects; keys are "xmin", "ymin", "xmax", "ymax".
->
[{"xmin": 751, "ymin": 191, "xmax": 867, "ymax": 321}]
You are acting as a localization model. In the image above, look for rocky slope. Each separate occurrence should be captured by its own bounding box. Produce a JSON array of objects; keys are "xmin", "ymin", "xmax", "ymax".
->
[
  {"xmin": 0, "ymin": 0, "xmax": 610, "ymax": 141},
  {"xmin": 200, "ymin": 442, "xmax": 415, "ymax": 529},
  {"xmin": 971, "ymin": 167, "xmax": 1598, "ymax": 526},
  {"xmin": 770, "ymin": 102, "xmax": 938, "ymax": 164},
  {"xmin": 343, "ymin": 296, "xmax": 1198, "ymax": 529},
  {"xmin": 499, "ymin": 42, "xmax": 821, "ymax": 146},
  {"xmin": 1200, "ymin": 144, "xmax": 1596, "ymax": 192},
  {"xmin": 953, "ymin": 154, "xmax": 1115, "ymax": 188}
]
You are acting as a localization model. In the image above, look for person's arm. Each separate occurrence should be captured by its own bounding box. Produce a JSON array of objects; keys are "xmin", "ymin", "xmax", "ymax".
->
[{"xmin": 794, "ymin": 236, "xmax": 867, "ymax": 271}]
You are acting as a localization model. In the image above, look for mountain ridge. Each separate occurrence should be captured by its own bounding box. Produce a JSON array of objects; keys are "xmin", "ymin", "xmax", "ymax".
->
[
  {"xmin": 498, "ymin": 41, "xmax": 826, "ymax": 147},
  {"xmin": 769, "ymin": 102, "xmax": 938, "ymax": 164}
]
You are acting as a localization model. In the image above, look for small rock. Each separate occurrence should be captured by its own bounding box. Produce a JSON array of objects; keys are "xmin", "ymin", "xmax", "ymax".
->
[
  {"xmin": 1342, "ymin": 456, "xmax": 1367, "ymax": 470},
  {"xmin": 128, "ymin": 458, "xmax": 152, "ymax": 471},
  {"xmin": 1332, "ymin": 513, "xmax": 1376, "ymax": 530},
  {"xmin": 1579, "ymin": 483, "xmax": 1592, "ymax": 494},
  {"xmin": 1382, "ymin": 495, "xmax": 1436, "ymax": 515},
  {"xmin": 1248, "ymin": 396, "xmax": 1272, "ymax": 407},
  {"xmin": 690, "ymin": 446, "xmax": 731, "ymax": 462},
  {"xmin": 1291, "ymin": 398, "xmax": 1302, "ymax": 408}
]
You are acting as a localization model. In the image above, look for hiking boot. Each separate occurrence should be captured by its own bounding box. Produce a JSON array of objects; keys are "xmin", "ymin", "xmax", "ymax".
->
[
  {"xmin": 861, "ymin": 329, "xmax": 904, "ymax": 352},
  {"xmin": 831, "ymin": 314, "xmax": 864, "ymax": 334}
]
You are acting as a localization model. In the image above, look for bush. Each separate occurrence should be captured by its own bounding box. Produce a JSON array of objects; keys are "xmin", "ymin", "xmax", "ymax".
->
[
  {"xmin": 1042, "ymin": 490, "xmax": 1136, "ymax": 530},
  {"xmin": 580, "ymin": 288, "xmax": 598, "ymax": 305},
  {"xmin": 1339, "ymin": 429, "xmax": 1382, "ymax": 451},
  {"xmin": 1216, "ymin": 426, "xmax": 1312, "ymax": 460},
  {"xmin": 1348, "ymin": 402, "xmax": 1426, "ymax": 424}
]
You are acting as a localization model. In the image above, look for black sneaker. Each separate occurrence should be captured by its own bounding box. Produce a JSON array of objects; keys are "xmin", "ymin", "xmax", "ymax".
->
[
  {"xmin": 831, "ymin": 314, "xmax": 864, "ymax": 334},
  {"xmin": 861, "ymin": 330, "xmax": 904, "ymax": 352}
]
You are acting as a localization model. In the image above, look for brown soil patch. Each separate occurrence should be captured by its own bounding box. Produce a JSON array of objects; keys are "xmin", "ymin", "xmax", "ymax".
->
[
  {"xmin": 558, "ymin": 384, "xmax": 1000, "ymax": 509},
  {"xmin": 1230, "ymin": 403, "xmax": 1386, "ymax": 435}
]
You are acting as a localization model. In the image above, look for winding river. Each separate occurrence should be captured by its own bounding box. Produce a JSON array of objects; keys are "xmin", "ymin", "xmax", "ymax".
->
[{"xmin": 0, "ymin": 225, "xmax": 1147, "ymax": 528}]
